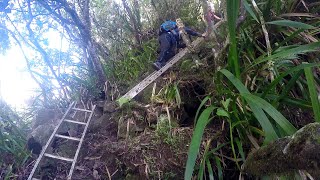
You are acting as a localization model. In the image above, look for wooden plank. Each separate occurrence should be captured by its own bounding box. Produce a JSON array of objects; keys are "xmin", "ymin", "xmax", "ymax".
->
[
  {"xmin": 28, "ymin": 102, "xmax": 75, "ymax": 180},
  {"xmin": 118, "ymin": 37, "xmax": 204, "ymax": 105},
  {"xmin": 44, "ymin": 153, "xmax": 74, "ymax": 162},
  {"xmin": 64, "ymin": 119, "xmax": 86, "ymax": 125},
  {"xmin": 55, "ymin": 134, "xmax": 81, "ymax": 141},
  {"xmin": 67, "ymin": 105, "xmax": 96, "ymax": 180},
  {"xmin": 72, "ymin": 108, "xmax": 92, "ymax": 113}
]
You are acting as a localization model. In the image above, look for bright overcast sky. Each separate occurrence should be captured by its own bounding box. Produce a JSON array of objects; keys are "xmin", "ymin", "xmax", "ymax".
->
[
  {"xmin": 0, "ymin": 30, "xmax": 64, "ymax": 109},
  {"xmin": 0, "ymin": 47, "xmax": 37, "ymax": 109}
]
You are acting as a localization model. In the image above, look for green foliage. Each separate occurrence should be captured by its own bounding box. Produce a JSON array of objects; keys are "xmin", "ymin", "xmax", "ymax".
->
[
  {"xmin": 185, "ymin": 106, "xmax": 216, "ymax": 180},
  {"xmin": 304, "ymin": 66, "xmax": 320, "ymax": 122},
  {"xmin": 266, "ymin": 20, "xmax": 316, "ymax": 29},
  {"xmin": 186, "ymin": 0, "xmax": 320, "ymax": 178},
  {"xmin": 152, "ymin": 82, "xmax": 182, "ymax": 107},
  {"xmin": 221, "ymin": 69, "xmax": 297, "ymax": 141},
  {"xmin": 105, "ymin": 39, "xmax": 157, "ymax": 86},
  {"xmin": 0, "ymin": 101, "xmax": 30, "ymax": 178},
  {"xmin": 155, "ymin": 114, "xmax": 179, "ymax": 145},
  {"xmin": 227, "ymin": 0, "xmax": 240, "ymax": 78}
]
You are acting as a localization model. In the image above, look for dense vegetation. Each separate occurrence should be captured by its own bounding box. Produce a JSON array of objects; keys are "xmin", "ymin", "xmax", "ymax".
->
[{"xmin": 0, "ymin": 0, "xmax": 320, "ymax": 179}]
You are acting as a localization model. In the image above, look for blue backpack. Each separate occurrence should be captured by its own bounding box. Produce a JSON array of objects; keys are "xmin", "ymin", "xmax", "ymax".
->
[{"xmin": 161, "ymin": 20, "xmax": 177, "ymax": 32}]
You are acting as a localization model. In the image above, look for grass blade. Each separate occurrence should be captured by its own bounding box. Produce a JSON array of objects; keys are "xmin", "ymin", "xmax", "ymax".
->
[
  {"xmin": 272, "ymin": 70, "xmax": 304, "ymax": 106},
  {"xmin": 304, "ymin": 66, "xmax": 320, "ymax": 122},
  {"xmin": 262, "ymin": 63, "xmax": 320, "ymax": 97},
  {"xmin": 221, "ymin": 69, "xmax": 278, "ymax": 141},
  {"xmin": 174, "ymin": 83, "xmax": 181, "ymax": 108},
  {"xmin": 245, "ymin": 97, "xmax": 278, "ymax": 142},
  {"xmin": 249, "ymin": 42, "xmax": 320, "ymax": 68},
  {"xmin": 227, "ymin": 0, "xmax": 240, "ymax": 78},
  {"xmin": 235, "ymin": 138, "xmax": 245, "ymax": 161},
  {"xmin": 220, "ymin": 69, "xmax": 297, "ymax": 141},
  {"xmin": 185, "ymin": 106, "xmax": 216, "ymax": 180},
  {"xmin": 215, "ymin": 156, "xmax": 223, "ymax": 180},
  {"xmin": 194, "ymin": 96, "xmax": 211, "ymax": 126},
  {"xmin": 266, "ymin": 20, "xmax": 315, "ymax": 29},
  {"xmin": 243, "ymin": 0, "xmax": 259, "ymax": 23},
  {"xmin": 206, "ymin": 159, "xmax": 214, "ymax": 180},
  {"xmin": 243, "ymin": 93, "xmax": 297, "ymax": 135}
]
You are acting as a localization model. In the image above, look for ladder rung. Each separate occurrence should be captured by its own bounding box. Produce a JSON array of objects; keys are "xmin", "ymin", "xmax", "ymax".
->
[
  {"xmin": 55, "ymin": 134, "xmax": 81, "ymax": 141},
  {"xmin": 72, "ymin": 108, "xmax": 92, "ymax": 112},
  {"xmin": 64, "ymin": 119, "xmax": 86, "ymax": 125},
  {"xmin": 44, "ymin": 153, "xmax": 74, "ymax": 162},
  {"xmin": 32, "ymin": 178, "xmax": 40, "ymax": 180}
]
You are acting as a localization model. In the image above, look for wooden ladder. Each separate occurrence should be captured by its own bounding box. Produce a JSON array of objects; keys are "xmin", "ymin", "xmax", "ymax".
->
[{"xmin": 28, "ymin": 102, "xmax": 96, "ymax": 180}]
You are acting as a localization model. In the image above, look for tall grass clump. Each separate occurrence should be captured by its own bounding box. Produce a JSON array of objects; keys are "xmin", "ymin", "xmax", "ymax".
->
[{"xmin": 0, "ymin": 101, "xmax": 30, "ymax": 179}]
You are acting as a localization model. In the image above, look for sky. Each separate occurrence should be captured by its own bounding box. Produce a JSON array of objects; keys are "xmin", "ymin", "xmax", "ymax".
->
[
  {"xmin": 0, "ymin": 30, "xmax": 64, "ymax": 109},
  {"xmin": 0, "ymin": 47, "xmax": 37, "ymax": 109}
]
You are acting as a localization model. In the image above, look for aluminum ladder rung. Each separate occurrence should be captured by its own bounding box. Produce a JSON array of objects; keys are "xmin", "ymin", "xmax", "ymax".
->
[
  {"xmin": 64, "ymin": 119, "xmax": 86, "ymax": 125},
  {"xmin": 72, "ymin": 108, "xmax": 92, "ymax": 112},
  {"xmin": 55, "ymin": 134, "xmax": 81, "ymax": 141},
  {"xmin": 32, "ymin": 178, "xmax": 40, "ymax": 180},
  {"xmin": 28, "ymin": 102, "xmax": 96, "ymax": 180},
  {"xmin": 44, "ymin": 153, "xmax": 74, "ymax": 162}
]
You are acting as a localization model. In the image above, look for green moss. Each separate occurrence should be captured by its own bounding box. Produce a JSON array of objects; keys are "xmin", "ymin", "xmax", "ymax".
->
[
  {"xmin": 244, "ymin": 123, "xmax": 320, "ymax": 177},
  {"xmin": 155, "ymin": 114, "xmax": 180, "ymax": 145}
]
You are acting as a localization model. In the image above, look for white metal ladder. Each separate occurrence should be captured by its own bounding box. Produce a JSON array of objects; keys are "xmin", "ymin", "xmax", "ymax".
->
[{"xmin": 28, "ymin": 102, "xmax": 96, "ymax": 180}]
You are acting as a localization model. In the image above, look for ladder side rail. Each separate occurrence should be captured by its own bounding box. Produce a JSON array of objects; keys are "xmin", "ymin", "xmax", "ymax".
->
[
  {"xmin": 67, "ymin": 105, "xmax": 96, "ymax": 180},
  {"xmin": 27, "ymin": 101, "xmax": 75, "ymax": 180}
]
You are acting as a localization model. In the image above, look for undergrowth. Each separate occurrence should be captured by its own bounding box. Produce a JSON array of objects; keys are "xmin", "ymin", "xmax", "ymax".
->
[{"xmin": 184, "ymin": 0, "xmax": 320, "ymax": 179}]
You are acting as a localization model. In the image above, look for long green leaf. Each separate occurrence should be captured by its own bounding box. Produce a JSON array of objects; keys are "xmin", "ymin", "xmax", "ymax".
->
[
  {"xmin": 249, "ymin": 42, "xmax": 320, "ymax": 69},
  {"xmin": 185, "ymin": 106, "xmax": 216, "ymax": 180},
  {"xmin": 235, "ymin": 138, "xmax": 245, "ymax": 161},
  {"xmin": 215, "ymin": 156, "xmax": 223, "ymax": 180},
  {"xmin": 245, "ymin": 97, "xmax": 278, "ymax": 142},
  {"xmin": 243, "ymin": 93, "xmax": 297, "ymax": 135},
  {"xmin": 227, "ymin": 0, "xmax": 240, "ymax": 78},
  {"xmin": 266, "ymin": 20, "xmax": 315, "ymax": 29},
  {"xmin": 272, "ymin": 70, "xmax": 304, "ymax": 106},
  {"xmin": 221, "ymin": 69, "xmax": 297, "ymax": 136},
  {"xmin": 206, "ymin": 159, "xmax": 214, "ymax": 180},
  {"xmin": 243, "ymin": 0, "xmax": 259, "ymax": 23},
  {"xmin": 220, "ymin": 69, "xmax": 278, "ymax": 141},
  {"xmin": 220, "ymin": 69, "xmax": 249, "ymax": 93},
  {"xmin": 194, "ymin": 96, "xmax": 211, "ymax": 126},
  {"xmin": 262, "ymin": 63, "xmax": 320, "ymax": 97},
  {"xmin": 304, "ymin": 67, "xmax": 320, "ymax": 122}
]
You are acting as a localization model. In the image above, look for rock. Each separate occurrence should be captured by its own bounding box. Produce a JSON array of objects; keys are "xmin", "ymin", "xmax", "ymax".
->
[
  {"xmin": 117, "ymin": 113, "xmax": 147, "ymax": 139},
  {"xmin": 95, "ymin": 100, "xmax": 105, "ymax": 108},
  {"xmin": 90, "ymin": 113, "xmax": 110, "ymax": 131},
  {"xmin": 30, "ymin": 124, "xmax": 55, "ymax": 146},
  {"xmin": 32, "ymin": 109, "xmax": 61, "ymax": 129},
  {"xmin": 103, "ymin": 101, "xmax": 118, "ymax": 113},
  {"xmin": 244, "ymin": 122, "xmax": 320, "ymax": 177},
  {"xmin": 27, "ymin": 137, "xmax": 42, "ymax": 155}
]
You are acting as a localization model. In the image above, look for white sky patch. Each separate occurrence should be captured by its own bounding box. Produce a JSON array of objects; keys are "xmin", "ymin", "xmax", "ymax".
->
[
  {"xmin": 0, "ymin": 47, "xmax": 38, "ymax": 109},
  {"xmin": 0, "ymin": 29, "xmax": 70, "ymax": 109}
]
